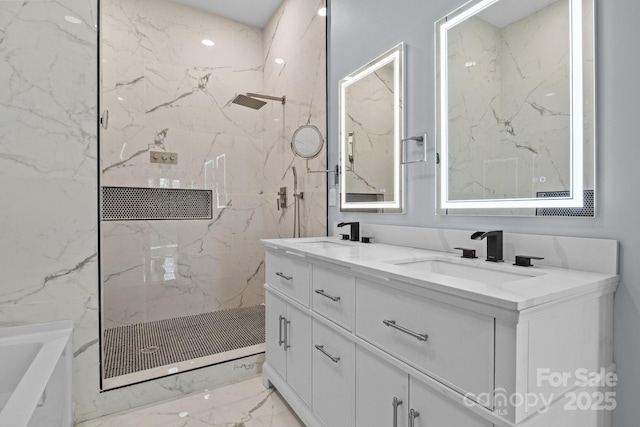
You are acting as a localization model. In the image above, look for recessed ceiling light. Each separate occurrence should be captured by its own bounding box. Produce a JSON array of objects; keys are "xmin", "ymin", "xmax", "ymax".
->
[
  {"xmin": 201, "ymin": 39, "xmax": 214, "ymax": 47},
  {"xmin": 116, "ymin": 97, "xmax": 124, "ymax": 101},
  {"xmin": 64, "ymin": 15, "xmax": 82, "ymax": 24},
  {"xmin": 318, "ymin": 7, "xmax": 327, "ymax": 16},
  {"xmin": 274, "ymin": 57, "xmax": 285, "ymax": 65},
  {"xmin": 464, "ymin": 61, "xmax": 476, "ymax": 67},
  {"xmin": 178, "ymin": 411, "xmax": 189, "ymax": 418}
]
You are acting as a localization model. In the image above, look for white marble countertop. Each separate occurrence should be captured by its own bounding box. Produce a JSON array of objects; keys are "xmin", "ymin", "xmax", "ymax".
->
[{"xmin": 262, "ymin": 237, "xmax": 619, "ymax": 311}]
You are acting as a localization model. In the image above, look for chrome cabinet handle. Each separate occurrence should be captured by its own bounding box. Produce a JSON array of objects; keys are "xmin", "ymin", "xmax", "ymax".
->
[
  {"xmin": 278, "ymin": 315, "xmax": 286, "ymax": 346},
  {"xmin": 383, "ymin": 320, "xmax": 428, "ymax": 342},
  {"xmin": 314, "ymin": 344, "xmax": 340, "ymax": 363},
  {"xmin": 314, "ymin": 289, "xmax": 341, "ymax": 302},
  {"xmin": 275, "ymin": 272, "xmax": 292, "ymax": 281},
  {"xmin": 284, "ymin": 319, "xmax": 291, "ymax": 350},
  {"xmin": 409, "ymin": 409, "xmax": 420, "ymax": 427},
  {"xmin": 392, "ymin": 397, "xmax": 403, "ymax": 427}
]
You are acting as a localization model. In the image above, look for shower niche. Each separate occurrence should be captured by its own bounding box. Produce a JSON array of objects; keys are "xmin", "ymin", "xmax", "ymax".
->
[{"xmin": 99, "ymin": 0, "xmax": 327, "ymax": 388}]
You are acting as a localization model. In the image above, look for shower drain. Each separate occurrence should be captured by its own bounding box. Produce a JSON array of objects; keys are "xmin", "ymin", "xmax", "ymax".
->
[{"xmin": 140, "ymin": 345, "xmax": 160, "ymax": 354}]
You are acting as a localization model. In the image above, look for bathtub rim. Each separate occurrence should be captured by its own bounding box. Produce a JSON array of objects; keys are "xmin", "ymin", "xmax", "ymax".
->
[{"xmin": 0, "ymin": 320, "xmax": 73, "ymax": 427}]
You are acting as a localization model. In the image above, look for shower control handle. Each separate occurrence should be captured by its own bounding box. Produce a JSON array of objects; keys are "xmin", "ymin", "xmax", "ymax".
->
[{"xmin": 277, "ymin": 187, "xmax": 287, "ymax": 211}]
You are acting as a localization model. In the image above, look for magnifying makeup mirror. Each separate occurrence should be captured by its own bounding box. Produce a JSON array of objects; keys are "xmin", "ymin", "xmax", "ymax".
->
[{"xmin": 292, "ymin": 124, "xmax": 324, "ymax": 159}]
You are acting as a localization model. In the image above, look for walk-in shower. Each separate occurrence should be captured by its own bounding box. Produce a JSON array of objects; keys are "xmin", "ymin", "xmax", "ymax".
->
[{"xmin": 98, "ymin": 0, "xmax": 327, "ymax": 390}]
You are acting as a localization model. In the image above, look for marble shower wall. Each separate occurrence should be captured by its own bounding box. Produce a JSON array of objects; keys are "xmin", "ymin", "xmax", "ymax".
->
[
  {"xmin": 344, "ymin": 61, "xmax": 396, "ymax": 200},
  {"xmin": 262, "ymin": 0, "xmax": 328, "ymax": 239},
  {"xmin": 101, "ymin": 0, "xmax": 327, "ymax": 327},
  {"xmin": 100, "ymin": 0, "xmax": 266, "ymax": 327},
  {"xmin": 447, "ymin": 0, "xmax": 593, "ymax": 201},
  {"xmin": 0, "ymin": 0, "xmax": 324, "ymax": 419},
  {"xmin": 0, "ymin": 0, "xmax": 101, "ymax": 421}
]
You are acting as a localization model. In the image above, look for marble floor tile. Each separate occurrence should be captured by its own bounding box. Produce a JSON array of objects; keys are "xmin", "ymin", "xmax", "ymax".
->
[{"xmin": 77, "ymin": 376, "xmax": 303, "ymax": 427}]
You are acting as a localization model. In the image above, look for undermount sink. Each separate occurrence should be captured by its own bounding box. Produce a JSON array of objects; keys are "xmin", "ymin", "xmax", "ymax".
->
[
  {"xmin": 295, "ymin": 240, "xmax": 354, "ymax": 249},
  {"xmin": 389, "ymin": 258, "xmax": 537, "ymax": 284}
]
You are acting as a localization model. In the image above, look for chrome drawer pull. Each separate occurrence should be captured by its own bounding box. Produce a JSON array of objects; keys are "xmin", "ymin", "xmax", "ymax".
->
[
  {"xmin": 409, "ymin": 409, "xmax": 420, "ymax": 427},
  {"xmin": 383, "ymin": 320, "xmax": 429, "ymax": 342},
  {"xmin": 275, "ymin": 272, "xmax": 293, "ymax": 281},
  {"xmin": 392, "ymin": 397, "xmax": 403, "ymax": 427},
  {"xmin": 314, "ymin": 344, "xmax": 340, "ymax": 363},
  {"xmin": 314, "ymin": 289, "xmax": 341, "ymax": 302}
]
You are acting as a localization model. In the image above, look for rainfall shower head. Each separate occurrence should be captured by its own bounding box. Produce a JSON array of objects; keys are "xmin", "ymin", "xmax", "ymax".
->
[
  {"xmin": 231, "ymin": 92, "xmax": 286, "ymax": 110},
  {"xmin": 232, "ymin": 94, "xmax": 267, "ymax": 110}
]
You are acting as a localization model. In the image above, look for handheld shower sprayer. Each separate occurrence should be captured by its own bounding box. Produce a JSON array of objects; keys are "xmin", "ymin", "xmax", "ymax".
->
[
  {"xmin": 292, "ymin": 166, "xmax": 303, "ymax": 238},
  {"xmin": 292, "ymin": 166, "xmax": 298, "ymax": 193}
]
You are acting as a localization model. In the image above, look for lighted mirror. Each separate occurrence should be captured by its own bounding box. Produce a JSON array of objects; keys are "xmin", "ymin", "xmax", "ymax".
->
[
  {"xmin": 436, "ymin": 0, "xmax": 595, "ymax": 216},
  {"xmin": 340, "ymin": 43, "xmax": 404, "ymax": 213}
]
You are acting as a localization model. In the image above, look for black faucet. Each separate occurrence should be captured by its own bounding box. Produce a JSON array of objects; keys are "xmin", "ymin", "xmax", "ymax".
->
[
  {"xmin": 470, "ymin": 230, "xmax": 503, "ymax": 262},
  {"xmin": 337, "ymin": 222, "xmax": 360, "ymax": 242}
]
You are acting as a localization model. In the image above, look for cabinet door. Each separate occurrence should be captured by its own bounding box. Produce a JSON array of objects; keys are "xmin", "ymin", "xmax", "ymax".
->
[
  {"xmin": 409, "ymin": 377, "xmax": 493, "ymax": 427},
  {"xmin": 265, "ymin": 291, "xmax": 287, "ymax": 379},
  {"xmin": 356, "ymin": 347, "xmax": 408, "ymax": 427},
  {"xmin": 313, "ymin": 320, "xmax": 355, "ymax": 427},
  {"xmin": 285, "ymin": 303, "xmax": 312, "ymax": 407}
]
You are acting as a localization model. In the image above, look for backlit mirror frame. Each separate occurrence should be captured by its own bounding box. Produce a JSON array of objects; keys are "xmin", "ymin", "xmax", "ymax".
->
[
  {"xmin": 339, "ymin": 43, "xmax": 405, "ymax": 212},
  {"xmin": 436, "ymin": 0, "xmax": 594, "ymax": 212}
]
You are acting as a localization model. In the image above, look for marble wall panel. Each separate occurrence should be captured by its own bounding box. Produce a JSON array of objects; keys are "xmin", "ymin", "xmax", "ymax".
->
[
  {"xmin": 0, "ymin": 0, "xmax": 323, "ymax": 420},
  {"xmin": 0, "ymin": 0, "xmax": 101, "ymax": 421},
  {"xmin": 262, "ymin": 0, "xmax": 327, "ymax": 239},
  {"xmin": 101, "ymin": 0, "xmax": 326, "ymax": 326},
  {"xmin": 100, "ymin": 0, "xmax": 267, "ymax": 327}
]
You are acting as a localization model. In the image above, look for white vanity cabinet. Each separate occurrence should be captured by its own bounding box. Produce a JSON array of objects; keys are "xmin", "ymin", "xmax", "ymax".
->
[{"xmin": 262, "ymin": 237, "xmax": 618, "ymax": 427}]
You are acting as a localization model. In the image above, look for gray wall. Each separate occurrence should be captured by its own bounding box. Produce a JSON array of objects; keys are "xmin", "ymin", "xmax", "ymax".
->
[{"xmin": 328, "ymin": 0, "xmax": 640, "ymax": 424}]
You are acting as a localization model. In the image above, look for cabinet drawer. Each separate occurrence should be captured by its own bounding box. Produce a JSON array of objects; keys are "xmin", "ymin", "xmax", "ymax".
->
[
  {"xmin": 312, "ymin": 265, "xmax": 355, "ymax": 331},
  {"xmin": 355, "ymin": 279, "xmax": 494, "ymax": 407},
  {"xmin": 266, "ymin": 250, "xmax": 310, "ymax": 306},
  {"xmin": 313, "ymin": 320, "xmax": 355, "ymax": 427}
]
